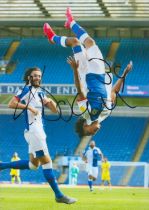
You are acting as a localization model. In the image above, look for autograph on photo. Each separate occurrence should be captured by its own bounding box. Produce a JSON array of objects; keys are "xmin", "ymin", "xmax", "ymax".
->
[{"xmin": 12, "ymin": 60, "xmax": 136, "ymax": 123}]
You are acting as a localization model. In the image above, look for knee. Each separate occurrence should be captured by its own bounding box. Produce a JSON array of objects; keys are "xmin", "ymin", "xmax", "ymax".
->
[
  {"xmin": 71, "ymin": 37, "xmax": 80, "ymax": 47},
  {"xmin": 84, "ymin": 37, "xmax": 95, "ymax": 48},
  {"xmin": 41, "ymin": 161, "xmax": 52, "ymax": 169},
  {"xmin": 29, "ymin": 161, "xmax": 39, "ymax": 170},
  {"xmin": 92, "ymin": 177, "xmax": 96, "ymax": 181}
]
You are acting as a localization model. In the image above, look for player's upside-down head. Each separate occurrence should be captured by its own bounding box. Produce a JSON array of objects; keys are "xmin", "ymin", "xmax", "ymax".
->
[
  {"xmin": 75, "ymin": 117, "xmax": 101, "ymax": 138},
  {"xmin": 23, "ymin": 67, "xmax": 42, "ymax": 87}
]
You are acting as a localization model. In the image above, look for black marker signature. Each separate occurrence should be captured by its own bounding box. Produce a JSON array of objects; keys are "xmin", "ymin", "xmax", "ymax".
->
[{"xmin": 12, "ymin": 58, "xmax": 136, "ymax": 123}]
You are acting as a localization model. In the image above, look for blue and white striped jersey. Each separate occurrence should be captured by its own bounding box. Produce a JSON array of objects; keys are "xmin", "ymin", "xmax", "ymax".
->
[
  {"xmin": 15, "ymin": 85, "xmax": 47, "ymax": 131},
  {"xmin": 83, "ymin": 146, "xmax": 102, "ymax": 167}
]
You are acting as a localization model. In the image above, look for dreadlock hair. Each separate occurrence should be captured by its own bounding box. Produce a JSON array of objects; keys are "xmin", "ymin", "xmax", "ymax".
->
[
  {"xmin": 75, "ymin": 117, "xmax": 87, "ymax": 138},
  {"xmin": 23, "ymin": 67, "xmax": 41, "ymax": 85}
]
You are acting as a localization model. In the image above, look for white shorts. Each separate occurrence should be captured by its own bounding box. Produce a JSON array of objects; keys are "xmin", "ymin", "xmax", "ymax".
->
[
  {"xmin": 24, "ymin": 125, "xmax": 49, "ymax": 158},
  {"xmin": 74, "ymin": 44, "xmax": 106, "ymax": 94},
  {"xmin": 86, "ymin": 45, "xmax": 105, "ymax": 75},
  {"xmin": 86, "ymin": 164, "xmax": 98, "ymax": 179}
]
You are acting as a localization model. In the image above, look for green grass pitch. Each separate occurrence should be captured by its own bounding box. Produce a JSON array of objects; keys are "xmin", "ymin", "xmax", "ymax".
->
[{"xmin": 0, "ymin": 186, "xmax": 149, "ymax": 210}]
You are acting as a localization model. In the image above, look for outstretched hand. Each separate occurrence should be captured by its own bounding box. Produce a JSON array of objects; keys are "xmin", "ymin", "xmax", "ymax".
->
[
  {"xmin": 126, "ymin": 61, "xmax": 133, "ymax": 72},
  {"xmin": 67, "ymin": 56, "xmax": 79, "ymax": 71}
]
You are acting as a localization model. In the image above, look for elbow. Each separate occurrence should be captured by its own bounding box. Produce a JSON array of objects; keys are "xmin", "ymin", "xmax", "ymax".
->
[
  {"xmin": 8, "ymin": 97, "xmax": 18, "ymax": 109},
  {"xmin": 8, "ymin": 100, "xmax": 17, "ymax": 109}
]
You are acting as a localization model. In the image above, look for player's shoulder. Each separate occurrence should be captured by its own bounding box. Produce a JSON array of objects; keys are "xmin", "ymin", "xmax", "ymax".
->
[
  {"xmin": 84, "ymin": 147, "xmax": 91, "ymax": 156},
  {"xmin": 16, "ymin": 85, "xmax": 31, "ymax": 95},
  {"xmin": 37, "ymin": 87, "xmax": 47, "ymax": 98},
  {"xmin": 22, "ymin": 85, "xmax": 31, "ymax": 92},
  {"xmin": 94, "ymin": 146, "xmax": 101, "ymax": 151}
]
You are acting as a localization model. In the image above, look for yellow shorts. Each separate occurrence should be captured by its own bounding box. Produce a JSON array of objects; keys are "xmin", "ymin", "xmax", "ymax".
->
[
  {"xmin": 10, "ymin": 169, "xmax": 20, "ymax": 176},
  {"xmin": 101, "ymin": 173, "xmax": 110, "ymax": 181}
]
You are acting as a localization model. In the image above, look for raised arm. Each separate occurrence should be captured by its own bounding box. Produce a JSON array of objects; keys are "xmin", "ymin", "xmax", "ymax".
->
[
  {"xmin": 111, "ymin": 61, "xmax": 133, "ymax": 103},
  {"xmin": 67, "ymin": 56, "xmax": 86, "ymax": 100}
]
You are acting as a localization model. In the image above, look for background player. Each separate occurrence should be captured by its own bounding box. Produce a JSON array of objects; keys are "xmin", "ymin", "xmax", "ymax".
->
[
  {"xmin": 10, "ymin": 152, "xmax": 21, "ymax": 184},
  {"xmin": 101, "ymin": 157, "xmax": 111, "ymax": 189},
  {"xmin": 70, "ymin": 162, "xmax": 79, "ymax": 185},
  {"xmin": 0, "ymin": 67, "xmax": 77, "ymax": 204},
  {"xmin": 43, "ymin": 8, "xmax": 133, "ymax": 138},
  {"xmin": 82, "ymin": 140, "xmax": 103, "ymax": 191}
]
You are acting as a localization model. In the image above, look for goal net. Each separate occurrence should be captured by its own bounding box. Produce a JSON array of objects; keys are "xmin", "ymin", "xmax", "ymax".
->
[{"xmin": 69, "ymin": 160, "xmax": 149, "ymax": 188}]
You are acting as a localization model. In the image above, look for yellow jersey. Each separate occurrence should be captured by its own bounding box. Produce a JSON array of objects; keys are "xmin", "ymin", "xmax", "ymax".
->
[
  {"xmin": 101, "ymin": 162, "xmax": 111, "ymax": 181},
  {"xmin": 10, "ymin": 157, "xmax": 20, "ymax": 176}
]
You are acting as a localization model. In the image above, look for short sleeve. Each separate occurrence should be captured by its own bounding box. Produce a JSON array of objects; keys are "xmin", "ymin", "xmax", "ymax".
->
[
  {"xmin": 15, "ymin": 86, "xmax": 30, "ymax": 101},
  {"xmin": 38, "ymin": 91, "xmax": 49, "ymax": 104},
  {"xmin": 97, "ymin": 147, "xmax": 102, "ymax": 155},
  {"xmin": 77, "ymin": 98, "xmax": 88, "ymax": 113},
  {"xmin": 77, "ymin": 98, "xmax": 92, "ymax": 125}
]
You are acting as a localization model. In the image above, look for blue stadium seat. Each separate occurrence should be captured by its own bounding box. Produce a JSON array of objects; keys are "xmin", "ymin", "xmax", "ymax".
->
[
  {"xmin": 93, "ymin": 116, "xmax": 147, "ymax": 161},
  {"xmin": 0, "ymin": 38, "xmax": 13, "ymax": 58},
  {"xmin": 140, "ymin": 137, "xmax": 149, "ymax": 162},
  {"xmin": 114, "ymin": 38, "xmax": 149, "ymax": 85},
  {"xmin": 0, "ymin": 37, "xmax": 112, "ymax": 83}
]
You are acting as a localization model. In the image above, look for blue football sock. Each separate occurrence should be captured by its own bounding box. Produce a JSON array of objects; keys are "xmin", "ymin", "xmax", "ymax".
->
[
  {"xmin": 71, "ymin": 22, "xmax": 87, "ymax": 39},
  {"xmin": 43, "ymin": 169, "xmax": 63, "ymax": 198},
  {"xmin": 53, "ymin": 36, "xmax": 67, "ymax": 47},
  {"xmin": 72, "ymin": 45, "xmax": 82, "ymax": 54},
  {"xmin": 88, "ymin": 179, "xmax": 93, "ymax": 190},
  {"xmin": 0, "ymin": 160, "xmax": 29, "ymax": 170}
]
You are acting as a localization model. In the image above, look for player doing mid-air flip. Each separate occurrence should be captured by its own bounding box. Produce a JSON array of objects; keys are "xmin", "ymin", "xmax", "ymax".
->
[{"xmin": 43, "ymin": 8, "xmax": 133, "ymax": 137}]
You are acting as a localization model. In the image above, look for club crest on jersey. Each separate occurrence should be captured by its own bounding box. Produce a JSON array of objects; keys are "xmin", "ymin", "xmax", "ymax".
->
[{"xmin": 91, "ymin": 109, "xmax": 98, "ymax": 115}]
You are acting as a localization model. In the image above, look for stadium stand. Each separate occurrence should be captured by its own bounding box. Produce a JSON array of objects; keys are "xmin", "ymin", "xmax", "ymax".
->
[
  {"xmin": 93, "ymin": 116, "xmax": 148, "ymax": 161},
  {"xmin": 0, "ymin": 0, "xmax": 148, "ymax": 19},
  {"xmin": 0, "ymin": 0, "xmax": 148, "ymax": 189},
  {"xmin": 0, "ymin": 114, "xmax": 148, "ymax": 184},
  {"xmin": 1, "ymin": 37, "xmax": 149, "ymax": 85},
  {"xmin": 0, "ymin": 37, "xmax": 113, "ymax": 83},
  {"xmin": 140, "ymin": 138, "xmax": 149, "ymax": 162},
  {"xmin": 0, "ymin": 0, "xmax": 44, "ymax": 18},
  {"xmin": 0, "ymin": 38, "xmax": 13, "ymax": 58},
  {"xmin": 76, "ymin": 116, "xmax": 148, "ymax": 186},
  {"xmin": 114, "ymin": 38, "xmax": 149, "ymax": 86}
]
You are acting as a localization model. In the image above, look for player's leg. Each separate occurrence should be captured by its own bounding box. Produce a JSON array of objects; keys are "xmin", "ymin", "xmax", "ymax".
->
[
  {"xmin": 88, "ymin": 175, "xmax": 96, "ymax": 191},
  {"xmin": 38, "ymin": 155, "xmax": 63, "ymax": 199},
  {"xmin": 43, "ymin": 23, "xmax": 88, "ymax": 93},
  {"xmin": 91, "ymin": 167, "xmax": 98, "ymax": 189},
  {"xmin": 26, "ymin": 134, "xmax": 70, "ymax": 203},
  {"xmin": 74, "ymin": 176, "xmax": 77, "ymax": 185},
  {"xmin": 65, "ymin": 7, "xmax": 95, "ymax": 49},
  {"xmin": 29, "ymin": 130, "xmax": 77, "ymax": 204},
  {"xmin": 107, "ymin": 180, "xmax": 111, "ymax": 186},
  {"xmin": 44, "ymin": 23, "xmax": 80, "ymax": 48},
  {"xmin": 0, "ymin": 132, "xmax": 40, "ymax": 171},
  {"xmin": 88, "ymin": 175, "xmax": 93, "ymax": 191},
  {"xmin": 106, "ymin": 173, "xmax": 112, "ymax": 187},
  {"xmin": 72, "ymin": 177, "xmax": 75, "ymax": 185},
  {"xmin": 16, "ymin": 176, "xmax": 21, "ymax": 184},
  {"xmin": 86, "ymin": 165, "xmax": 93, "ymax": 191},
  {"xmin": 11, "ymin": 175, "xmax": 15, "ymax": 184},
  {"xmin": 101, "ymin": 180, "xmax": 104, "ymax": 186},
  {"xmin": 39, "ymin": 154, "xmax": 77, "ymax": 204},
  {"xmin": 65, "ymin": 7, "xmax": 105, "ymax": 75},
  {"xmin": 0, "ymin": 159, "xmax": 31, "ymax": 170},
  {"xmin": 101, "ymin": 172, "xmax": 106, "ymax": 186}
]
